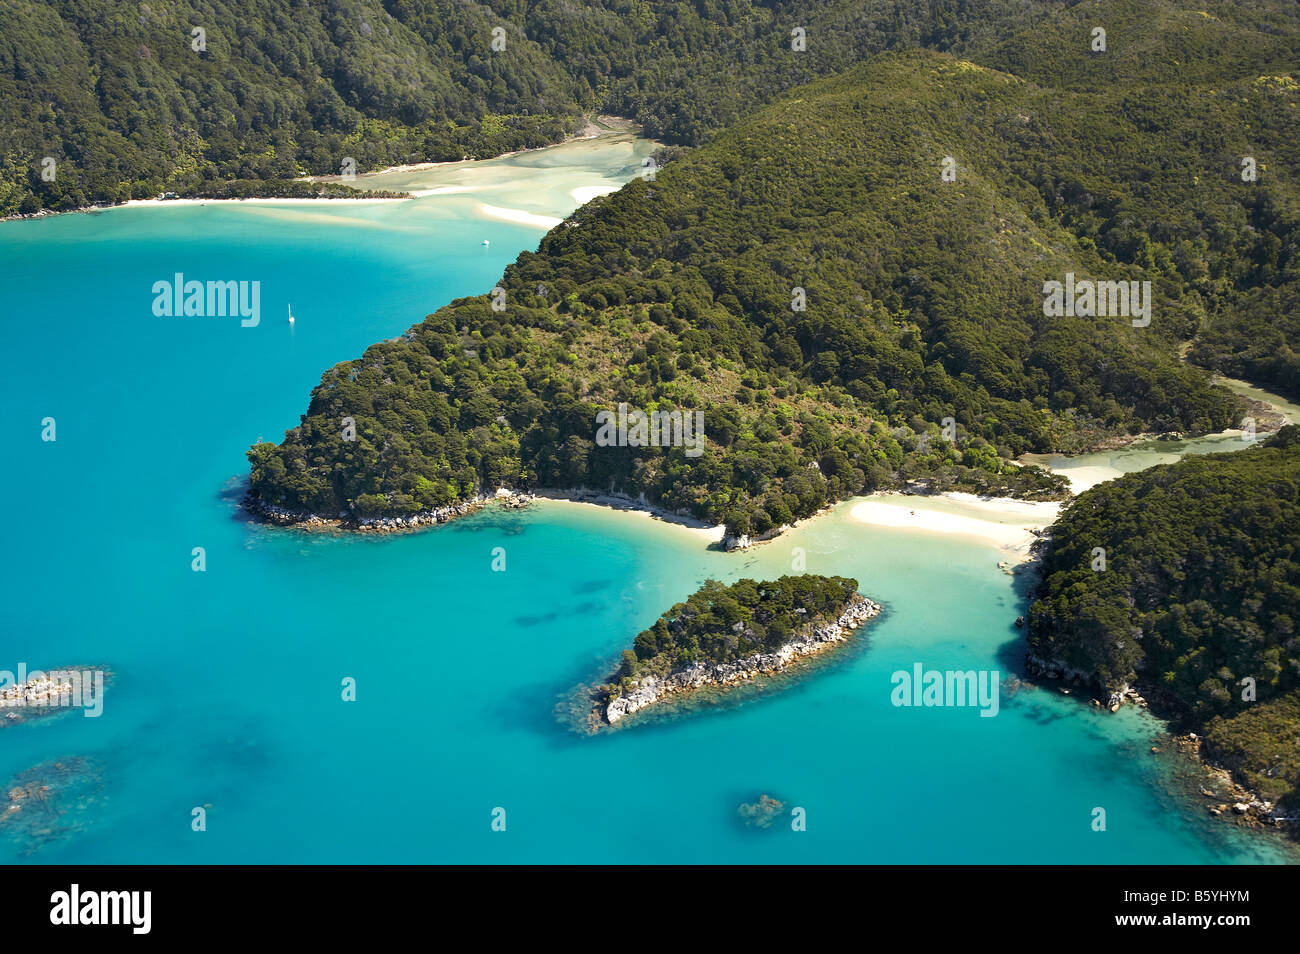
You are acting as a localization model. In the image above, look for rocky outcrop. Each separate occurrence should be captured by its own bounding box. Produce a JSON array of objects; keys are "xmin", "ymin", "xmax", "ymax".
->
[
  {"xmin": 1, "ymin": 673, "xmax": 81, "ymax": 710},
  {"xmin": 1023, "ymin": 652, "xmax": 1100, "ymax": 688},
  {"xmin": 1, "ymin": 665, "xmax": 109, "ymax": 726},
  {"xmin": 722, "ymin": 504, "xmax": 837, "ymax": 550},
  {"xmin": 738, "ymin": 794, "xmax": 785, "ymax": 829},
  {"xmin": 603, "ymin": 595, "xmax": 880, "ymax": 724},
  {"xmin": 245, "ymin": 489, "xmax": 534, "ymax": 533},
  {"xmin": 1179, "ymin": 734, "xmax": 1292, "ymax": 831},
  {"xmin": 723, "ymin": 526, "xmax": 788, "ymax": 550},
  {"xmin": 1024, "ymin": 653, "xmax": 1149, "ymax": 712}
]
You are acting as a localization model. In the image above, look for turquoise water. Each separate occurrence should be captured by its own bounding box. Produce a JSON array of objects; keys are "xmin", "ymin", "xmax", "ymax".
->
[{"xmin": 0, "ymin": 189, "xmax": 1290, "ymax": 863}]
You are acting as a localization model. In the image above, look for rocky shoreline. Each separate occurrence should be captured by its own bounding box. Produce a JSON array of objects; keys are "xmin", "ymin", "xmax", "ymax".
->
[
  {"xmin": 243, "ymin": 489, "xmax": 533, "ymax": 533},
  {"xmin": 722, "ymin": 502, "xmax": 840, "ymax": 550},
  {"xmin": 1024, "ymin": 651, "xmax": 1292, "ymax": 835},
  {"xmin": 243, "ymin": 486, "xmax": 719, "ymax": 536},
  {"xmin": 0, "ymin": 665, "xmax": 109, "ymax": 726},
  {"xmin": 599, "ymin": 594, "xmax": 881, "ymax": 726},
  {"xmin": 1174, "ymin": 734, "xmax": 1282, "ymax": 831}
]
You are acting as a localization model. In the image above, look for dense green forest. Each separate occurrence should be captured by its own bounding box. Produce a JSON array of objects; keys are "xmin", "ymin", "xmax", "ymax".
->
[
  {"xmin": 247, "ymin": 19, "xmax": 1300, "ymax": 537},
  {"xmin": 0, "ymin": 0, "xmax": 1057, "ymax": 215},
  {"xmin": 1027, "ymin": 427, "xmax": 1300, "ymax": 807},
  {"xmin": 607, "ymin": 574, "xmax": 860, "ymax": 684},
  {"xmin": 4, "ymin": 2, "xmax": 1297, "ymax": 393}
]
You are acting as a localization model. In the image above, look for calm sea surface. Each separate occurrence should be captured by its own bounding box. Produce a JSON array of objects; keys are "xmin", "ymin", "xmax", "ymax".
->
[{"xmin": 0, "ymin": 137, "xmax": 1289, "ymax": 863}]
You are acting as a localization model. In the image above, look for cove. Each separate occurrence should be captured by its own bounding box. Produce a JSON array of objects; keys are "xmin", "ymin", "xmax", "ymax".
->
[{"xmin": 0, "ymin": 128, "xmax": 1292, "ymax": 864}]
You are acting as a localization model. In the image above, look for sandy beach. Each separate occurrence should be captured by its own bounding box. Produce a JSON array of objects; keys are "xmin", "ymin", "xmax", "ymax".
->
[
  {"xmin": 528, "ymin": 491, "xmax": 726, "ymax": 546},
  {"xmin": 848, "ymin": 492, "xmax": 1061, "ymax": 557}
]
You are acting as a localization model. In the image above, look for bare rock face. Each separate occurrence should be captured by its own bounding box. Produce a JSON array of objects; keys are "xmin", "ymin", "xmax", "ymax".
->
[{"xmin": 723, "ymin": 532, "xmax": 752, "ymax": 550}]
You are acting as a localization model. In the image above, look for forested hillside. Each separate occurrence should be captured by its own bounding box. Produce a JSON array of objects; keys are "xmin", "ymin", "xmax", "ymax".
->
[
  {"xmin": 7, "ymin": 2, "xmax": 1296, "ymax": 403},
  {"xmin": 5, "ymin": 0, "xmax": 1296, "ymax": 534},
  {"xmin": 0, "ymin": 0, "xmax": 1050, "ymax": 215},
  {"xmin": 246, "ymin": 28, "xmax": 1299, "ymax": 537},
  {"xmin": 1027, "ymin": 427, "xmax": 1300, "ymax": 808},
  {"xmin": 971, "ymin": 0, "xmax": 1300, "ymax": 399}
]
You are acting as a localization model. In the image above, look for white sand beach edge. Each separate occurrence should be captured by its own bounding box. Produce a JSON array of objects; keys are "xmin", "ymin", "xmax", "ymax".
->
[
  {"xmin": 528, "ymin": 492, "xmax": 726, "ymax": 545},
  {"xmin": 525, "ymin": 488, "xmax": 1056, "ymax": 557},
  {"xmin": 849, "ymin": 492, "xmax": 1061, "ymax": 558}
]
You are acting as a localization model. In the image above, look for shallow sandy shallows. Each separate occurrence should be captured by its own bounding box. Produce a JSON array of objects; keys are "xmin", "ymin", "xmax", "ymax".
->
[
  {"xmin": 313, "ymin": 124, "xmax": 657, "ymax": 229},
  {"xmin": 849, "ymin": 492, "xmax": 1061, "ymax": 557}
]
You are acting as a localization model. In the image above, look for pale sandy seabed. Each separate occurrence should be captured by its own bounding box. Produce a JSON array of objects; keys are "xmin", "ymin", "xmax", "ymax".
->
[
  {"xmin": 108, "ymin": 120, "xmax": 657, "ymax": 229},
  {"xmin": 310, "ymin": 121, "xmax": 656, "ymax": 228}
]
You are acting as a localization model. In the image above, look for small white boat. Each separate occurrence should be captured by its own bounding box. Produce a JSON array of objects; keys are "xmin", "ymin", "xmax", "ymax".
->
[
  {"xmin": 288, "ymin": 304, "xmax": 295, "ymax": 325},
  {"xmin": 481, "ymin": 239, "xmax": 490, "ymax": 246}
]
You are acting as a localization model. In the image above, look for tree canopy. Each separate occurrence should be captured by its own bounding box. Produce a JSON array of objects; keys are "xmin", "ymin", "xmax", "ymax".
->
[{"xmin": 1029, "ymin": 426, "xmax": 1300, "ymax": 807}]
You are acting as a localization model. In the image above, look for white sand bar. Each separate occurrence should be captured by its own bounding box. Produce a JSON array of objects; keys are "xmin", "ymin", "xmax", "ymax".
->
[{"xmin": 475, "ymin": 202, "xmax": 563, "ymax": 229}]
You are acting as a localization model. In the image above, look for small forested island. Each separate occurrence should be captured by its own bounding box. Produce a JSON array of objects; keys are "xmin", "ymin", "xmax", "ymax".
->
[
  {"xmin": 1028, "ymin": 426, "xmax": 1300, "ymax": 828},
  {"xmin": 594, "ymin": 575, "xmax": 880, "ymax": 726}
]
